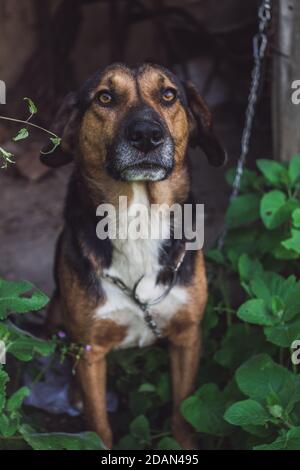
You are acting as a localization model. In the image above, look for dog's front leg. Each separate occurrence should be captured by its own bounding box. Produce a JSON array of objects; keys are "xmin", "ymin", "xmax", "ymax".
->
[
  {"xmin": 169, "ymin": 323, "xmax": 201, "ymax": 450},
  {"xmin": 76, "ymin": 351, "xmax": 112, "ymax": 449}
]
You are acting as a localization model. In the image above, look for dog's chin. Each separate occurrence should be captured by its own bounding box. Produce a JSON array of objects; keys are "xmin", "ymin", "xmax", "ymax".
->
[
  {"xmin": 120, "ymin": 164, "xmax": 170, "ymax": 182},
  {"xmin": 107, "ymin": 141, "xmax": 175, "ymax": 181}
]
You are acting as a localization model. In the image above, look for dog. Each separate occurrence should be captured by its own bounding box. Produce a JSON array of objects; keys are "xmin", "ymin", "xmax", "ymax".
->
[{"xmin": 41, "ymin": 63, "xmax": 225, "ymax": 449}]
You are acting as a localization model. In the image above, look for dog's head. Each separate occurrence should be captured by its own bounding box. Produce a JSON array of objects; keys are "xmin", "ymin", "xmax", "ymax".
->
[{"xmin": 41, "ymin": 63, "xmax": 226, "ymax": 181}]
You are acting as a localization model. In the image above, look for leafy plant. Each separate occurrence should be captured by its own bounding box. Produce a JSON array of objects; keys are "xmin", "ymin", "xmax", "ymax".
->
[
  {"xmin": 0, "ymin": 278, "xmax": 105, "ymax": 450},
  {"xmin": 108, "ymin": 158, "xmax": 300, "ymax": 449},
  {"xmin": 0, "ymin": 97, "xmax": 61, "ymax": 168},
  {"xmin": 181, "ymin": 156, "xmax": 300, "ymax": 449},
  {"xmin": 1, "ymin": 110, "xmax": 300, "ymax": 450},
  {"xmin": 223, "ymin": 156, "xmax": 300, "ymax": 266}
]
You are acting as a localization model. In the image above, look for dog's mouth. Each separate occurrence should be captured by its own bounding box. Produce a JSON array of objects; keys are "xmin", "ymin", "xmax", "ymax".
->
[
  {"xmin": 120, "ymin": 161, "xmax": 170, "ymax": 182},
  {"xmin": 107, "ymin": 135, "xmax": 175, "ymax": 182}
]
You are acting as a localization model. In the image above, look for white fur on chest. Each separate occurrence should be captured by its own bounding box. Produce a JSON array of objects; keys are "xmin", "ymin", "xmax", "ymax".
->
[{"xmin": 94, "ymin": 184, "xmax": 188, "ymax": 348}]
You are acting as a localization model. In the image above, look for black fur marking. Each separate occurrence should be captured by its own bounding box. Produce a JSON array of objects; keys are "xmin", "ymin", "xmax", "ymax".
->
[
  {"xmin": 158, "ymin": 191, "xmax": 197, "ymax": 287},
  {"xmin": 62, "ymin": 171, "xmax": 112, "ymax": 298},
  {"xmin": 52, "ymin": 64, "xmax": 200, "ymax": 299},
  {"xmin": 77, "ymin": 63, "xmax": 189, "ymax": 115},
  {"xmin": 137, "ymin": 63, "xmax": 189, "ymax": 108},
  {"xmin": 77, "ymin": 63, "xmax": 132, "ymax": 113}
]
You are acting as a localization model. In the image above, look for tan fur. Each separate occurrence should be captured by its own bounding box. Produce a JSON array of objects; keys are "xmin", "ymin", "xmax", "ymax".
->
[
  {"xmin": 46, "ymin": 64, "xmax": 208, "ymax": 449},
  {"xmin": 76, "ymin": 64, "xmax": 191, "ymax": 207}
]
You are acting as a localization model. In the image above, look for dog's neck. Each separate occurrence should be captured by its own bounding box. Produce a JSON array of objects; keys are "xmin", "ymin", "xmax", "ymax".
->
[
  {"xmin": 64, "ymin": 165, "xmax": 193, "ymax": 289},
  {"xmin": 78, "ymin": 163, "xmax": 190, "ymax": 210}
]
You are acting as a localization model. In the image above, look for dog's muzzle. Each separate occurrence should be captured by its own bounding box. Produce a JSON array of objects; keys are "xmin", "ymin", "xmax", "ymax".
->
[{"xmin": 107, "ymin": 114, "xmax": 174, "ymax": 182}]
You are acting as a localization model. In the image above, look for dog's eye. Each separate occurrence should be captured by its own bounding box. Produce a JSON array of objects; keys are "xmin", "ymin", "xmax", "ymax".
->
[
  {"xmin": 97, "ymin": 91, "xmax": 113, "ymax": 106},
  {"xmin": 161, "ymin": 88, "xmax": 177, "ymax": 104}
]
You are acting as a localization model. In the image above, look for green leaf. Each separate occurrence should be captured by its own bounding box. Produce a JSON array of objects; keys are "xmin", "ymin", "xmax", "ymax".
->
[
  {"xmin": 23, "ymin": 97, "xmax": 37, "ymax": 116},
  {"xmin": 225, "ymin": 228, "xmax": 261, "ymax": 267},
  {"xmin": 41, "ymin": 137, "xmax": 62, "ymax": 155},
  {"xmin": 235, "ymin": 354, "xmax": 300, "ymax": 409},
  {"xmin": 181, "ymin": 383, "xmax": 233, "ymax": 436},
  {"xmin": 226, "ymin": 168, "xmax": 260, "ymax": 191},
  {"xmin": 242, "ymin": 424, "xmax": 274, "ymax": 438},
  {"xmin": 226, "ymin": 194, "xmax": 260, "ymax": 228},
  {"xmin": 249, "ymin": 277, "xmax": 272, "ymax": 305},
  {"xmin": 6, "ymin": 387, "xmax": 30, "ymax": 413},
  {"xmin": 203, "ymin": 297, "xmax": 218, "ymax": 333},
  {"xmin": 13, "ymin": 128, "xmax": 29, "ymax": 142},
  {"xmin": 0, "ymin": 279, "xmax": 49, "ymax": 319},
  {"xmin": 138, "ymin": 383, "xmax": 156, "ymax": 393},
  {"xmin": 282, "ymin": 229, "xmax": 300, "ymax": 254},
  {"xmin": 129, "ymin": 415, "xmax": 151, "ymax": 445},
  {"xmin": 205, "ymin": 249, "xmax": 225, "ymax": 265},
  {"xmin": 274, "ymin": 243, "xmax": 300, "ymax": 260},
  {"xmin": 0, "ymin": 369, "xmax": 9, "ymax": 413},
  {"xmin": 214, "ymin": 324, "xmax": 270, "ymax": 370},
  {"xmin": 50, "ymin": 136, "xmax": 61, "ymax": 150},
  {"xmin": 257, "ymin": 273, "xmax": 299, "ymax": 321},
  {"xmin": 268, "ymin": 404, "xmax": 284, "ymax": 419},
  {"xmin": 271, "ymin": 296, "xmax": 285, "ymax": 318},
  {"xmin": 20, "ymin": 427, "xmax": 106, "ymax": 450},
  {"xmin": 260, "ymin": 190, "xmax": 289, "ymax": 229},
  {"xmin": 157, "ymin": 437, "xmax": 182, "ymax": 450},
  {"xmin": 0, "ymin": 322, "xmax": 55, "ymax": 361},
  {"xmin": 292, "ymin": 208, "xmax": 300, "ymax": 228},
  {"xmin": 224, "ymin": 399, "xmax": 270, "ymax": 426},
  {"xmin": 156, "ymin": 373, "xmax": 171, "ymax": 403},
  {"xmin": 0, "ymin": 147, "xmax": 13, "ymax": 159},
  {"xmin": 129, "ymin": 390, "xmax": 154, "ymax": 416},
  {"xmin": 0, "ymin": 413, "xmax": 20, "ymax": 438},
  {"xmin": 239, "ymin": 266, "xmax": 300, "ymax": 327},
  {"xmin": 265, "ymin": 319, "xmax": 300, "ymax": 347},
  {"xmin": 288, "ymin": 154, "xmax": 300, "ymax": 186},
  {"xmin": 238, "ymin": 254, "xmax": 263, "ymax": 282},
  {"xmin": 0, "ymin": 147, "xmax": 15, "ymax": 167},
  {"xmin": 237, "ymin": 299, "xmax": 275, "ymax": 326},
  {"xmin": 254, "ymin": 427, "xmax": 300, "ymax": 450},
  {"xmin": 116, "ymin": 435, "xmax": 141, "ymax": 450},
  {"xmin": 280, "ymin": 279, "xmax": 300, "ymax": 321},
  {"xmin": 257, "ymin": 159, "xmax": 287, "ymax": 186}
]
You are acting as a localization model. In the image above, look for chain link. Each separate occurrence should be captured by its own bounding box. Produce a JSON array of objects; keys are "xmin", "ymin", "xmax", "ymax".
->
[
  {"xmin": 102, "ymin": 2, "xmax": 273, "ymax": 325},
  {"xmin": 102, "ymin": 248, "xmax": 186, "ymax": 338},
  {"xmin": 217, "ymin": 0, "xmax": 272, "ymax": 250}
]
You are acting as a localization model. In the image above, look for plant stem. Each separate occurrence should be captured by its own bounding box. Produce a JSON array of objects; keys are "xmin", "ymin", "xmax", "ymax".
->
[
  {"xmin": 218, "ymin": 272, "xmax": 232, "ymax": 326},
  {"xmin": 0, "ymin": 435, "xmax": 24, "ymax": 441},
  {"xmin": 0, "ymin": 115, "xmax": 59, "ymax": 139}
]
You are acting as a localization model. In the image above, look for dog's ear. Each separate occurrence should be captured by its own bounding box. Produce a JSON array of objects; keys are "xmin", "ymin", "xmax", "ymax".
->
[
  {"xmin": 184, "ymin": 81, "xmax": 226, "ymax": 167},
  {"xmin": 40, "ymin": 92, "xmax": 80, "ymax": 167}
]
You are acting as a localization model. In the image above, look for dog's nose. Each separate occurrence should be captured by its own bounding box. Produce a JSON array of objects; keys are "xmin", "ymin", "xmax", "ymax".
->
[{"xmin": 126, "ymin": 120, "xmax": 164, "ymax": 152}]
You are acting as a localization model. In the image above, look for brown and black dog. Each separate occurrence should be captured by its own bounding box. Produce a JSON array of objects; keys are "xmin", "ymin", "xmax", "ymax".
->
[{"xmin": 41, "ymin": 63, "xmax": 225, "ymax": 449}]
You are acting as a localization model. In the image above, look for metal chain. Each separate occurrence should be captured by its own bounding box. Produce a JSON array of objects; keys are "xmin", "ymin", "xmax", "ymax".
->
[
  {"xmin": 217, "ymin": 0, "xmax": 272, "ymax": 250},
  {"xmin": 102, "ymin": 249, "xmax": 186, "ymax": 338},
  {"xmin": 101, "ymin": 2, "xmax": 273, "ymax": 328}
]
